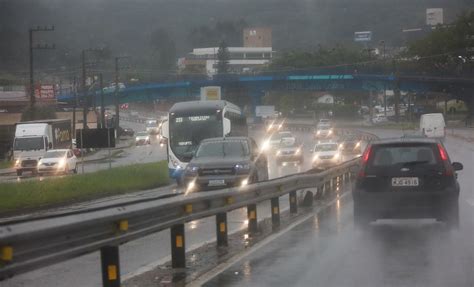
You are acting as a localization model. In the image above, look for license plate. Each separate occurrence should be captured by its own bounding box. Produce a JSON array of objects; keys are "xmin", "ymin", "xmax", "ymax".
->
[
  {"xmin": 392, "ymin": 177, "xmax": 419, "ymax": 187},
  {"xmin": 208, "ymin": 179, "xmax": 226, "ymax": 186}
]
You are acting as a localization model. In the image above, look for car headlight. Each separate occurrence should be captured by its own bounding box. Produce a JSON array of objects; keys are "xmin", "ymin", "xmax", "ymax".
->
[
  {"xmin": 328, "ymin": 129, "xmax": 333, "ymax": 135},
  {"xmin": 185, "ymin": 165, "xmax": 199, "ymax": 174},
  {"xmin": 135, "ymin": 137, "xmax": 139, "ymax": 141},
  {"xmin": 333, "ymin": 153, "xmax": 340, "ymax": 160},
  {"xmin": 316, "ymin": 131, "xmax": 321, "ymax": 135},
  {"xmin": 267, "ymin": 124, "xmax": 273, "ymax": 131},
  {"xmin": 146, "ymin": 136, "xmax": 150, "ymax": 141},
  {"xmin": 37, "ymin": 161, "xmax": 43, "ymax": 167},
  {"xmin": 355, "ymin": 142, "xmax": 361, "ymax": 148},
  {"xmin": 58, "ymin": 159, "xmax": 66, "ymax": 168},
  {"xmin": 261, "ymin": 140, "xmax": 270, "ymax": 151},
  {"xmin": 339, "ymin": 143, "xmax": 343, "ymax": 149},
  {"xmin": 276, "ymin": 150, "xmax": 281, "ymax": 156},
  {"xmin": 312, "ymin": 154, "xmax": 320, "ymax": 162},
  {"xmin": 295, "ymin": 148, "xmax": 301, "ymax": 155},
  {"xmin": 15, "ymin": 159, "xmax": 20, "ymax": 166},
  {"xmin": 235, "ymin": 163, "xmax": 251, "ymax": 171}
]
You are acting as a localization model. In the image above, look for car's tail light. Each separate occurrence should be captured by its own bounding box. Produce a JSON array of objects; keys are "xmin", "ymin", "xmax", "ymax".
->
[
  {"xmin": 437, "ymin": 143, "xmax": 453, "ymax": 176},
  {"xmin": 358, "ymin": 145, "xmax": 372, "ymax": 177}
]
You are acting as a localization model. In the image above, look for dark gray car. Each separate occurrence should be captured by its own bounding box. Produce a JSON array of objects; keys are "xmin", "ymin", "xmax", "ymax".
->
[{"xmin": 183, "ymin": 137, "xmax": 269, "ymax": 191}]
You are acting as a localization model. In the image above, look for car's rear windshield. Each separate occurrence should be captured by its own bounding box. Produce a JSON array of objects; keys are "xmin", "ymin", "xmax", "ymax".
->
[
  {"xmin": 196, "ymin": 140, "xmax": 249, "ymax": 157},
  {"xmin": 368, "ymin": 143, "xmax": 439, "ymax": 167}
]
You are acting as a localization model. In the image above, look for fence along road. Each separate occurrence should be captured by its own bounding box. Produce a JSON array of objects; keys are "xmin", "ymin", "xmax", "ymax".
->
[{"xmin": 0, "ymin": 156, "xmax": 363, "ymax": 286}]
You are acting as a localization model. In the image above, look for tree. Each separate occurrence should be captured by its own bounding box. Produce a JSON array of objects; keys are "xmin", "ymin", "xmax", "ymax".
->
[
  {"xmin": 188, "ymin": 19, "xmax": 247, "ymax": 48},
  {"xmin": 405, "ymin": 11, "xmax": 474, "ymax": 76},
  {"xmin": 150, "ymin": 28, "xmax": 177, "ymax": 72},
  {"xmin": 269, "ymin": 45, "xmax": 371, "ymax": 71},
  {"xmin": 216, "ymin": 41, "xmax": 230, "ymax": 74}
]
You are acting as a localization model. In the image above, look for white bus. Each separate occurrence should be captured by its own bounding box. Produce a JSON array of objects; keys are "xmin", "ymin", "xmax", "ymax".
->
[{"xmin": 161, "ymin": 100, "xmax": 247, "ymax": 183}]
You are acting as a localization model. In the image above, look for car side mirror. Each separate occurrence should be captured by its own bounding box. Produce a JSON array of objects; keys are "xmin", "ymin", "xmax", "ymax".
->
[{"xmin": 452, "ymin": 162, "xmax": 463, "ymax": 171}]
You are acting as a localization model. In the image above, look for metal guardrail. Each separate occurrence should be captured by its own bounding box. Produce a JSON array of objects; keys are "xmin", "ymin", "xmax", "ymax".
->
[{"xmin": 0, "ymin": 158, "xmax": 361, "ymax": 286}]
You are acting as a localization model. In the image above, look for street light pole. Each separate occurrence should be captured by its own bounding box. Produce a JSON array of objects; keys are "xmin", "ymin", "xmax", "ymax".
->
[
  {"xmin": 114, "ymin": 56, "xmax": 129, "ymax": 136},
  {"xmin": 28, "ymin": 26, "xmax": 55, "ymax": 109},
  {"xmin": 81, "ymin": 50, "xmax": 88, "ymax": 129}
]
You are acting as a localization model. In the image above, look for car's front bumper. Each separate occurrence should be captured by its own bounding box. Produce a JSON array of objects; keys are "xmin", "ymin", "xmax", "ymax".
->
[
  {"xmin": 276, "ymin": 154, "xmax": 303, "ymax": 162},
  {"xmin": 312, "ymin": 159, "xmax": 339, "ymax": 168},
  {"xmin": 183, "ymin": 174, "xmax": 249, "ymax": 191}
]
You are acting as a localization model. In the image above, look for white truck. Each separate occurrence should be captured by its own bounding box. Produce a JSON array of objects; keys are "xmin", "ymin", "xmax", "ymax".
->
[{"xmin": 13, "ymin": 119, "xmax": 72, "ymax": 176}]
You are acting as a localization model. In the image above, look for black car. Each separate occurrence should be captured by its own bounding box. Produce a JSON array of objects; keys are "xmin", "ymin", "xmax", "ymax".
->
[
  {"xmin": 183, "ymin": 137, "xmax": 269, "ymax": 191},
  {"xmin": 352, "ymin": 138, "xmax": 463, "ymax": 228},
  {"xmin": 119, "ymin": 127, "xmax": 135, "ymax": 137}
]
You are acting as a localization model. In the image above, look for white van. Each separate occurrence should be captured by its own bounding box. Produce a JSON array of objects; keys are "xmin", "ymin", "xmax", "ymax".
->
[{"xmin": 420, "ymin": 113, "xmax": 445, "ymax": 138}]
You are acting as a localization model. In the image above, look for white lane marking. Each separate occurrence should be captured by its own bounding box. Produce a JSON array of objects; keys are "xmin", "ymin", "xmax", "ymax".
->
[{"xmin": 188, "ymin": 193, "xmax": 350, "ymax": 287}]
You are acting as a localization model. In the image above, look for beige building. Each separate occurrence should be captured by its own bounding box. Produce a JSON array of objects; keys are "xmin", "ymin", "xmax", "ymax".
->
[{"xmin": 243, "ymin": 27, "xmax": 272, "ymax": 48}]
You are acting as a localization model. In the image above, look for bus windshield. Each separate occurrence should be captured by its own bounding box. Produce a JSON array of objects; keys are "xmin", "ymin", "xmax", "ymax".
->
[{"xmin": 170, "ymin": 114, "xmax": 222, "ymax": 161}]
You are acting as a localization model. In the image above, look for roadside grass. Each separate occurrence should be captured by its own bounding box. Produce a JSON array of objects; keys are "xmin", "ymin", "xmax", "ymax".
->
[
  {"xmin": 0, "ymin": 161, "xmax": 170, "ymax": 215},
  {"xmin": 370, "ymin": 122, "xmax": 418, "ymax": 130},
  {"xmin": 0, "ymin": 161, "xmax": 12, "ymax": 170}
]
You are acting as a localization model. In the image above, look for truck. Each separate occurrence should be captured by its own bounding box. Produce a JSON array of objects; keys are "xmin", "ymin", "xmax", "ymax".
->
[{"xmin": 13, "ymin": 119, "xmax": 72, "ymax": 176}]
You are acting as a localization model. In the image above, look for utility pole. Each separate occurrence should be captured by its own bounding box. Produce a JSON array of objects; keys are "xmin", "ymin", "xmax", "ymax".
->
[
  {"xmin": 81, "ymin": 50, "xmax": 87, "ymax": 129},
  {"xmin": 28, "ymin": 26, "xmax": 55, "ymax": 108},
  {"xmin": 72, "ymin": 76, "xmax": 77, "ymax": 136},
  {"xmin": 114, "ymin": 56, "xmax": 129, "ymax": 136},
  {"xmin": 81, "ymin": 48, "xmax": 102, "ymax": 129},
  {"xmin": 99, "ymin": 73, "xmax": 105, "ymax": 128}
]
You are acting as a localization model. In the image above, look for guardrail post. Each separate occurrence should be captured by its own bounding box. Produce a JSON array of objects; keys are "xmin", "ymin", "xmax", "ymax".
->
[
  {"xmin": 247, "ymin": 204, "xmax": 258, "ymax": 234},
  {"xmin": 271, "ymin": 197, "xmax": 280, "ymax": 229},
  {"xmin": 216, "ymin": 213, "xmax": 228, "ymax": 247},
  {"xmin": 289, "ymin": 191, "xmax": 297, "ymax": 214},
  {"xmin": 171, "ymin": 224, "xmax": 186, "ymax": 268},
  {"xmin": 100, "ymin": 246, "xmax": 121, "ymax": 287}
]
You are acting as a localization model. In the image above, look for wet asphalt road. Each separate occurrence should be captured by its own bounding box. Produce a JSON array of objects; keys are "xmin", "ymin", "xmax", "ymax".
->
[
  {"xmin": 202, "ymin": 130, "xmax": 474, "ymax": 287},
  {"xmin": 1, "ymin": 126, "xmax": 360, "ymax": 287}
]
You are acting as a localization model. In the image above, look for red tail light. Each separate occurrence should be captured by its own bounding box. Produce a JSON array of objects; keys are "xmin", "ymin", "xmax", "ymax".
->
[
  {"xmin": 438, "ymin": 143, "xmax": 448, "ymax": 161},
  {"xmin": 437, "ymin": 143, "xmax": 453, "ymax": 176},
  {"xmin": 362, "ymin": 145, "xmax": 372, "ymax": 163},
  {"xmin": 358, "ymin": 145, "xmax": 372, "ymax": 177}
]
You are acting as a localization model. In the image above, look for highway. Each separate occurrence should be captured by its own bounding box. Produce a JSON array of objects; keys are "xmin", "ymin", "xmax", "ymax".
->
[
  {"xmin": 201, "ymin": 130, "xmax": 474, "ymax": 287},
  {"xmin": 3, "ymin": 127, "xmax": 471, "ymax": 287},
  {"xmin": 1, "ymin": 126, "xmax": 358, "ymax": 287}
]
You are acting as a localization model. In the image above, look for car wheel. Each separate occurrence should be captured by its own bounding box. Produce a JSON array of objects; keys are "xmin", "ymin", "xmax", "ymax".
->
[
  {"xmin": 353, "ymin": 204, "xmax": 371, "ymax": 229},
  {"xmin": 16, "ymin": 170, "xmax": 22, "ymax": 176}
]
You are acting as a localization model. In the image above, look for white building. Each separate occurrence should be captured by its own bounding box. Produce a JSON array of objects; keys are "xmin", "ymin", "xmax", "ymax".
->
[{"xmin": 182, "ymin": 47, "xmax": 275, "ymax": 76}]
